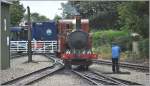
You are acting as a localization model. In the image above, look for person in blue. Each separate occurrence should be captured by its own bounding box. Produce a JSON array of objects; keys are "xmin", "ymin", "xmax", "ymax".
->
[{"xmin": 111, "ymin": 42, "xmax": 121, "ymax": 73}]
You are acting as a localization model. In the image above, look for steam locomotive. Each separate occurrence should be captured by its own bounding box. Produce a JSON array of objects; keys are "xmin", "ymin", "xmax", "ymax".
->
[{"xmin": 57, "ymin": 15, "xmax": 97, "ymax": 69}]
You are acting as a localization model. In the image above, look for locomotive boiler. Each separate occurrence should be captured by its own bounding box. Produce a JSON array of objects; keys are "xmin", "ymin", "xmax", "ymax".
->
[{"xmin": 57, "ymin": 15, "xmax": 97, "ymax": 69}]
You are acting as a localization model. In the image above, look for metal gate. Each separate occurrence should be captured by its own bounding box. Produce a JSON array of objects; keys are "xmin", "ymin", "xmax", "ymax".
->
[{"xmin": 10, "ymin": 41, "xmax": 57, "ymax": 53}]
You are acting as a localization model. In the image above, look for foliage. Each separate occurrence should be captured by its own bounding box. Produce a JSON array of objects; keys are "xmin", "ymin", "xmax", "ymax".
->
[
  {"xmin": 61, "ymin": 2, "xmax": 79, "ymax": 18},
  {"xmin": 92, "ymin": 30, "xmax": 129, "ymax": 46},
  {"xmin": 61, "ymin": 1, "xmax": 149, "ymax": 38},
  {"xmin": 138, "ymin": 39, "xmax": 149, "ymax": 58},
  {"xmin": 61, "ymin": 1, "xmax": 123, "ymax": 29},
  {"xmin": 24, "ymin": 12, "xmax": 49, "ymax": 22},
  {"xmin": 116, "ymin": 35, "xmax": 132, "ymax": 51},
  {"xmin": 53, "ymin": 15, "xmax": 62, "ymax": 22},
  {"xmin": 10, "ymin": 1, "xmax": 25, "ymax": 26},
  {"xmin": 117, "ymin": 1, "xmax": 149, "ymax": 38}
]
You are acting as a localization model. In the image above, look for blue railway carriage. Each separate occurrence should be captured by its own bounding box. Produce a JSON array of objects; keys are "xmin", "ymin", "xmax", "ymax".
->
[
  {"xmin": 10, "ymin": 21, "xmax": 58, "ymax": 53},
  {"xmin": 32, "ymin": 21, "xmax": 57, "ymax": 41}
]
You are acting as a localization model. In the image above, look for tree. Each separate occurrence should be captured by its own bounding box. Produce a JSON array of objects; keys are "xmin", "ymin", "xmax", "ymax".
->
[
  {"xmin": 24, "ymin": 12, "xmax": 49, "ymax": 22},
  {"xmin": 61, "ymin": 2, "xmax": 79, "ymax": 18},
  {"xmin": 117, "ymin": 1, "xmax": 149, "ymax": 38},
  {"xmin": 53, "ymin": 15, "xmax": 62, "ymax": 22},
  {"xmin": 61, "ymin": 1, "xmax": 122, "ymax": 29},
  {"xmin": 10, "ymin": 1, "xmax": 25, "ymax": 26}
]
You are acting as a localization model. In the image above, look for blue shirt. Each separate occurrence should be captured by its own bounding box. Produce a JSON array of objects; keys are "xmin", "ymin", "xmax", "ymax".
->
[{"xmin": 112, "ymin": 45, "xmax": 121, "ymax": 58}]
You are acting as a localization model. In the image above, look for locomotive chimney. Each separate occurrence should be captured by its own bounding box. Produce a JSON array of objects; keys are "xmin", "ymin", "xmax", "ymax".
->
[{"xmin": 75, "ymin": 15, "xmax": 81, "ymax": 30}]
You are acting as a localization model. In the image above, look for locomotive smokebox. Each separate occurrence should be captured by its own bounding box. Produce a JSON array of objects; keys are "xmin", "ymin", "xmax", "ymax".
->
[
  {"xmin": 75, "ymin": 15, "xmax": 81, "ymax": 30},
  {"xmin": 68, "ymin": 31, "xmax": 88, "ymax": 49}
]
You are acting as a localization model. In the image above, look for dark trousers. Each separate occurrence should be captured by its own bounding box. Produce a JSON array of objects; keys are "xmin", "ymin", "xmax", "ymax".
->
[{"xmin": 112, "ymin": 58, "xmax": 120, "ymax": 72}]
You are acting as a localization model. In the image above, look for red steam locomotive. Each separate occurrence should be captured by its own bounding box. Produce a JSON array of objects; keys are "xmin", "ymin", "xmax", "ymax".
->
[{"xmin": 57, "ymin": 15, "xmax": 97, "ymax": 69}]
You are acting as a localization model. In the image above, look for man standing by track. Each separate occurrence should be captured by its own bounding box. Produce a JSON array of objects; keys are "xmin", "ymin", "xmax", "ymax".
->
[{"xmin": 111, "ymin": 42, "xmax": 121, "ymax": 73}]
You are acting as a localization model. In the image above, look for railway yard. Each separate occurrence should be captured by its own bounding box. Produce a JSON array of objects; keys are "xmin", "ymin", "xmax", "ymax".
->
[
  {"xmin": 1, "ymin": 1, "xmax": 149, "ymax": 86},
  {"xmin": 1, "ymin": 54, "xmax": 149, "ymax": 86}
]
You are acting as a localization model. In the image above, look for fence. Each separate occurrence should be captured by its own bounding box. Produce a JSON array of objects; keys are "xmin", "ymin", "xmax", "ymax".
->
[{"xmin": 10, "ymin": 41, "xmax": 57, "ymax": 53}]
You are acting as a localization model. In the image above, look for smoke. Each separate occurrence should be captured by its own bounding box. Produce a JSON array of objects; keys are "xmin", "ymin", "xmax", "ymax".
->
[{"xmin": 61, "ymin": 3, "xmax": 80, "ymax": 16}]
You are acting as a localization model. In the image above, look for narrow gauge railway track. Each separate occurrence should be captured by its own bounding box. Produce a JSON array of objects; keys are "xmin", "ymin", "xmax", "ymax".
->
[
  {"xmin": 93, "ymin": 59, "xmax": 149, "ymax": 71},
  {"xmin": 72, "ymin": 69, "xmax": 142, "ymax": 86},
  {"xmin": 43, "ymin": 54, "xmax": 63, "ymax": 64},
  {"xmin": 1, "ymin": 54, "xmax": 64, "ymax": 86}
]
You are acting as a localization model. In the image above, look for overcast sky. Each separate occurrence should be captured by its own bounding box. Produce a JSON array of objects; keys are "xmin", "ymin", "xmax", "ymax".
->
[{"xmin": 20, "ymin": 1, "xmax": 67, "ymax": 20}]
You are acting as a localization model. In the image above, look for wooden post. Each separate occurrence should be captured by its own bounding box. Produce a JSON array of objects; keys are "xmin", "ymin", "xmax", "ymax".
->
[{"xmin": 27, "ymin": 6, "xmax": 32, "ymax": 62}]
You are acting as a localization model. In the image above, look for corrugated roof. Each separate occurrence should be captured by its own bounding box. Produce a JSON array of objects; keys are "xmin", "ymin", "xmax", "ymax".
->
[{"xmin": 1, "ymin": 0, "xmax": 12, "ymax": 4}]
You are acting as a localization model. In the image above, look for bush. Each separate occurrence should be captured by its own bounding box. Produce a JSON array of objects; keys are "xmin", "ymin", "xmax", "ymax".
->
[
  {"xmin": 92, "ymin": 30, "xmax": 130, "ymax": 59},
  {"xmin": 116, "ymin": 35, "xmax": 132, "ymax": 52},
  {"xmin": 92, "ymin": 30, "xmax": 129, "ymax": 48},
  {"xmin": 138, "ymin": 38, "xmax": 149, "ymax": 58}
]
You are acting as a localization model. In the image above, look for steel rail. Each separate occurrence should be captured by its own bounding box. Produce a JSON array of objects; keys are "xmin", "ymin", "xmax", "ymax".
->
[
  {"xmin": 25, "ymin": 65, "xmax": 64, "ymax": 85},
  {"xmin": 1, "ymin": 54, "xmax": 64, "ymax": 86},
  {"xmin": 90, "ymin": 70, "xmax": 142, "ymax": 85},
  {"xmin": 93, "ymin": 59, "xmax": 149, "ymax": 71},
  {"xmin": 72, "ymin": 70, "xmax": 102, "ymax": 86},
  {"xmin": 1, "ymin": 64, "xmax": 55, "ymax": 85},
  {"xmin": 72, "ymin": 70, "xmax": 120, "ymax": 86},
  {"xmin": 72, "ymin": 69, "xmax": 142, "ymax": 86}
]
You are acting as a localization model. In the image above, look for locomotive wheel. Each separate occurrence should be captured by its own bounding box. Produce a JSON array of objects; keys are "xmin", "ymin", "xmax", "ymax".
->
[{"xmin": 64, "ymin": 60, "xmax": 71, "ymax": 69}]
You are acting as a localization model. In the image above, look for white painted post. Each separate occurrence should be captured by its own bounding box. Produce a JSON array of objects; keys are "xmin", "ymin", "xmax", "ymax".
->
[
  {"xmin": 25, "ymin": 41, "xmax": 28, "ymax": 53},
  {"xmin": 132, "ymin": 41, "xmax": 139, "ymax": 55},
  {"xmin": 44, "ymin": 41, "xmax": 45, "ymax": 53},
  {"xmin": 17, "ymin": 41, "xmax": 19, "ymax": 52}
]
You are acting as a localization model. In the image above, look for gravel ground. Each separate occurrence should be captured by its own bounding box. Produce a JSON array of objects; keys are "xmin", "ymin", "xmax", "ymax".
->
[
  {"xmin": 1, "ymin": 55, "xmax": 149, "ymax": 86},
  {"xmin": 90, "ymin": 64, "xmax": 149, "ymax": 86},
  {"xmin": 1, "ymin": 55, "xmax": 53, "ymax": 83},
  {"xmin": 31, "ymin": 70, "xmax": 92, "ymax": 86}
]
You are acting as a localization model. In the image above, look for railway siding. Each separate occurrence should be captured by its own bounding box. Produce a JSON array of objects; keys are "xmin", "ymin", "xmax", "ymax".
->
[{"xmin": 93, "ymin": 59, "xmax": 149, "ymax": 71}]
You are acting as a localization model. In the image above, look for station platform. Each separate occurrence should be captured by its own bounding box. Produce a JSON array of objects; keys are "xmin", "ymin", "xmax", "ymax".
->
[{"xmin": 1, "ymin": 55, "xmax": 53, "ymax": 83}]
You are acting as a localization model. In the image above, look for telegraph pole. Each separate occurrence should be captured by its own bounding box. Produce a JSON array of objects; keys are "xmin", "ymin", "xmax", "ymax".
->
[{"xmin": 27, "ymin": 6, "xmax": 32, "ymax": 62}]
